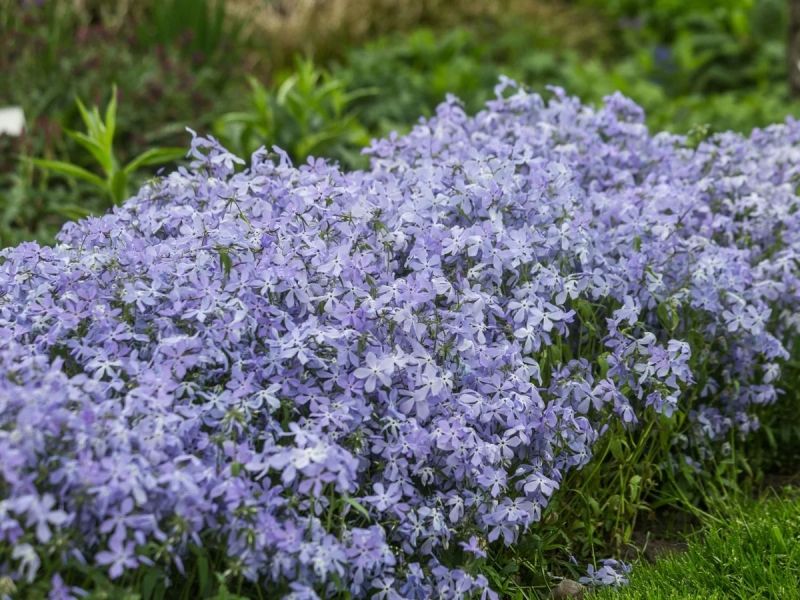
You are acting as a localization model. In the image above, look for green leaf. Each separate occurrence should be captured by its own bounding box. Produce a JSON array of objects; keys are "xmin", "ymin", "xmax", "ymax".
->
[
  {"xmin": 216, "ymin": 246, "xmax": 232, "ymax": 279},
  {"xmin": 75, "ymin": 96, "xmax": 96, "ymax": 133},
  {"xmin": 214, "ymin": 111, "xmax": 259, "ymax": 129},
  {"xmin": 49, "ymin": 204, "xmax": 96, "ymax": 221},
  {"xmin": 210, "ymin": 577, "xmax": 249, "ymax": 600},
  {"xmin": 196, "ymin": 553, "xmax": 210, "ymax": 596},
  {"xmin": 104, "ymin": 84, "xmax": 118, "ymax": 147},
  {"xmin": 657, "ymin": 300, "xmax": 680, "ymax": 332},
  {"xmin": 628, "ymin": 474, "xmax": 642, "ymax": 500},
  {"xmin": 29, "ymin": 158, "xmax": 106, "ymax": 190},
  {"xmin": 124, "ymin": 147, "xmax": 185, "ymax": 175},
  {"xmin": 296, "ymin": 129, "xmax": 346, "ymax": 158},
  {"xmin": 609, "ymin": 437, "xmax": 628, "ymax": 461},
  {"xmin": 140, "ymin": 569, "xmax": 160, "ymax": 600},
  {"xmin": 342, "ymin": 495, "xmax": 370, "ymax": 520},
  {"xmin": 549, "ymin": 343, "xmax": 563, "ymax": 365},
  {"xmin": 597, "ymin": 352, "xmax": 610, "ymax": 378},
  {"xmin": 770, "ymin": 523, "xmax": 787, "ymax": 552},
  {"xmin": 341, "ymin": 86, "xmax": 379, "ymax": 104},
  {"xmin": 65, "ymin": 129, "xmax": 114, "ymax": 174},
  {"xmin": 110, "ymin": 169, "xmax": 128, "ymax": 206},
  {"xmin": 276, "ymin": 73, "xmax": 299, "ymax": 105},
  {"xmin": 574, "ymin": 298, "xmax": 595, "ymax": 324}
]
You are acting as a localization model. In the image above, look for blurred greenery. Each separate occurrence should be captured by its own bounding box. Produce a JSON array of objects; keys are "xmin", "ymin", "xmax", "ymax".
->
[
  {"xmin": 336, "ymin": 0, "xmax": 797, "ymax": 138},
  {"xmin": 138, "ymin": 0, "xmax": 239, "ymax": 63},
  {"xmin": 3, "ymin": 0, "xmax": 798, "ymax": 247},
  {"xmin": 0, "ymin": 0, "xmax": 246, "ymax": 245}
]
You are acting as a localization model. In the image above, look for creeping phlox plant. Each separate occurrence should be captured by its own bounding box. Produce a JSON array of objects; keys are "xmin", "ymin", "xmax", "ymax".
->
[{"xmin": 1, "ymin": 79, "xmax": 799, "ymax": 598}]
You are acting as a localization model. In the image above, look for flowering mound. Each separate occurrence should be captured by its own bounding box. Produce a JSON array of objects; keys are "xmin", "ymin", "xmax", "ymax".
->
[{"xmin": 1, "ymin": 81, "xmax": 799, "ymax": 597}]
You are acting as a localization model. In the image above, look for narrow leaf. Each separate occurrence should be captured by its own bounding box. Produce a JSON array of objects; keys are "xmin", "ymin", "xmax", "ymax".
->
[
  {"xmin": 29, "ymin": 158, "xmax": 106, "ymax": 190},
  {"xmin": 110, "ymin": 169, "xmax": 128, "ymax": 206},
  {"xmin": 342, "ymin": 495, "xmax": 370, "ymax": 520},
  {"xmin": 74, "ymin": 96, "xmax": 94, "ymax": 132},
  {"xmin": 65, "ymin": 130, "xmax": 113, "ymax": 174},
  {"xmin": 124, "ymin": 147, "xmax": 185, "ymax": 174},
  {"xmin": 216, "ymin": 246, "xmax": 232, "ymax": 279},
  {"xmin": 104, "ymin": 84, "xmax": 118, "ymax": 146},
  {"xmin": 49, "ymin": 204, "xmax": 96, "ymax": 220}
]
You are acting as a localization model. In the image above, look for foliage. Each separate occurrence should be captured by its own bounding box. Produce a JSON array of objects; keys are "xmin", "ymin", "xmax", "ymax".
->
[
  {"xmin": 0, "ymin": 0, "xmax": 246, "ymax": 246},
  {"xmin": 0, "ymin": 2, "xmax": 238, "ymax": 157},
  {"xmin": 337, "ymin": 28, "xmax": 500, "ymax": 134},
  {"xmin": 30, "ymin": 87, "xmax": 185, "ymax": 208},
  {"xmin": 2, "ymin": 84, "xmax": 800, "ymax": 598},
  {"xmin": 138, "ymin": 0, "xmax": 241, "ymax": 63},
  {"xmin": 335, "ymin": 8, "xmax": 798, "ymax": 142},
  {"xmin": 336, "ymin": 23, "xmax": 618, "ymax": 137},
  {"xmin": 4, "ymin": 0, "xmax": 799, "ymax": 245},
  {"xmin": 222, "ymin": 0, "xmax": 597, "ymax": 69},
  {"xmin": 214, "ymin": 59, "xmax": 374, "ymax": 168},
  {"xmin": 594, "ymin": 490, "xmax": 800, "ymax": 599},
  {"xmin": 580, "ymin": 0, "xmax": 787, "ymax": 95}
]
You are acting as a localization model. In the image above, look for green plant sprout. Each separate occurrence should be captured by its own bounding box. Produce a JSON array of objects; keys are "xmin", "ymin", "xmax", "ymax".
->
[
  {"xmin": 214, "ymin": 58, "xmax": 376, "ymax": 167},
  {"xmin": 30, "ymin": 86, "xmax": 185, "ymax": 208}
]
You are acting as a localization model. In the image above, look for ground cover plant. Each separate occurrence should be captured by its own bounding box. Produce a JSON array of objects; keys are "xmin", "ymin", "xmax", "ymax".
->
[{"xmin": 1, "ymin": 80, "xmax": 800, "ymax": 597}]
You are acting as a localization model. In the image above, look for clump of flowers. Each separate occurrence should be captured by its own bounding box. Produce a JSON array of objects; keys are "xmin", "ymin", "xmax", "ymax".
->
[
  {"xmin": 1, "ymin": 79, "xmax": 799, "ymax": 597},
  {"xmin": 580, "ymin": 558, "xmax": 631, "ymax": 587}
]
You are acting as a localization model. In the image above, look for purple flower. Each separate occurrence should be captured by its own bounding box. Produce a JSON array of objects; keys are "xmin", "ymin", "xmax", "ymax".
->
[
  {"xmin": 95, "ymin": 532, "xmax": 139, "ymax": 579},
  {"xmin": 579, "ymin": 558, "xmax": 631, "ymax": 586},
  {"xmin": 459, "ymin": 536, "xmax": 487, "ymax": 559},
  {"xmin": 363, "ymin": 482, "xmax": 403, "ymax": 512},
  {"xmin": 354, "ymin": 352, "xmax": 396, "ymax": 393},
  {"xmin": 48, "ymin": 574, "xmax": 84, "ymax": 600},
  {"xmin": 12, "ymin": 494, "xmax": 69, "ymax": 544}
]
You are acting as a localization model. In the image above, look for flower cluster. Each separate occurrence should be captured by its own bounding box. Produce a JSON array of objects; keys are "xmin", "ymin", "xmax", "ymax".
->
[
  {"xmin": 1, "ymin": 79, "xmax": 798, "ymax": 597},
  {"xmin": 579, "ymin": 559, "xmax": 631, "ymax": 587}
]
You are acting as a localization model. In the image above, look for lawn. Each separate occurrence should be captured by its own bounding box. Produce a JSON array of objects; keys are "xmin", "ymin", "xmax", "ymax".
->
[{"xmin": 596, "ymin": 490, "xmax": 800, "ymax": 599}]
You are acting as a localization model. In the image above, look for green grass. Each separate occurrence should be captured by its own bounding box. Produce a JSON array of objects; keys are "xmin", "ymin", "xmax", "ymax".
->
[{"xmin": 594, "ymin": 490, "xmax": 800, "ymax": 600}]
